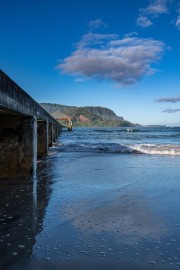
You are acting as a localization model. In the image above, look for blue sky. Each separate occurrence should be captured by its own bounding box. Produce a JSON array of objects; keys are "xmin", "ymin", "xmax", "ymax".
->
[{"xmin": 1, "ymin": 0, "xmax": 180, "ymax": 126}]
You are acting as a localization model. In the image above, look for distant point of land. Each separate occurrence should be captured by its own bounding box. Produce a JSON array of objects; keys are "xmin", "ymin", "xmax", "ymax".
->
[{"xmin": 40, "ymin": 103, "xmax": 136, "ymax": 127}]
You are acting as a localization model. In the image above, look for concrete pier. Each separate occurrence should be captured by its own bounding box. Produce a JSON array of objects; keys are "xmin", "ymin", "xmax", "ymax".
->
[
  {"xmin": 0, "ymin": 69, "xmax": 62, "ymax": 177},
  {"xmin": 51, "ymin": 110, "xmax": 73, "ymax": 131}
]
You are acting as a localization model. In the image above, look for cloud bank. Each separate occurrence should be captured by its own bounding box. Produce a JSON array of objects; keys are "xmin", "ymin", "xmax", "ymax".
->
[
  {"xmin": 58, "ymin": 32, "xmax": 165, "ymax": 87},
  {"xmin": 154, "ymin": 97, "xmax": 180, "ymax": 103}
]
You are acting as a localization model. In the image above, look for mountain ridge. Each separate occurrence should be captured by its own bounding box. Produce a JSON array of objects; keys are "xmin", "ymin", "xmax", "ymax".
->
[{"xmin": 40, "ymin": 103, "xmax": 135, "ymax": 127}]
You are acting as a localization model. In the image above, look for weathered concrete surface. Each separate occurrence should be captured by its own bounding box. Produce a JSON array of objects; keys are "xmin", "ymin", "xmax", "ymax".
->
[
  {"xmin": 0, "ymin": 69, "xmax": 62, "ymax": 177},
  {"xmin": 48, "ymin": 123, "xmax": 53, "ymax": 147},
  {"xmin": 0, "ymin": 116, "xmax": 36, "ymax": 177},
  {"xmin": 37, "ymin": 121, "xmax": 48, "ymax": 158},
  {"xmin": 0, "ymin": 70, "xmax": 55, "ymax": 121}
]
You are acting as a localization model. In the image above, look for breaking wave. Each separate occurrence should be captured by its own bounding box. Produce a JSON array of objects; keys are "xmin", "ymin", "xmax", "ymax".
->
[
  {"xmin": 130, "ymin": 144, "xmax": 180, "ymax": 155},
  {"xmin": 94, "ymin": 128, "xmax": 148, "ymax": 133},
  {"xmin": 51, "ymin": 143, "xmax": 180, "ymax": 155}
]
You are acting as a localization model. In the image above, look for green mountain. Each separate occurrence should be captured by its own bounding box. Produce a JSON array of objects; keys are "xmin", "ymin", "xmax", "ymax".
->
[{"xmin": 40, "ymin": 103, "xmax": 135, "ymax": 127}]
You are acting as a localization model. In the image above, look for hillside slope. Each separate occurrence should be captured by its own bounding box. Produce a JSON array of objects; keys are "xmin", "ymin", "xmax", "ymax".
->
[{"xmin": 40, "ymin": 103, "xmax": 134, "ymax": 127}]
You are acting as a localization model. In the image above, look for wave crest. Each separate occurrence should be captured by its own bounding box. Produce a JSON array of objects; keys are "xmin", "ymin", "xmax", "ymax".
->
[
  {"xmin": 130, "ymin": 144, "xmax": 180, "ymax": 155},
  {"xmin": 51, "ymin": 143, "xmax": 180, "ymax": 155}
]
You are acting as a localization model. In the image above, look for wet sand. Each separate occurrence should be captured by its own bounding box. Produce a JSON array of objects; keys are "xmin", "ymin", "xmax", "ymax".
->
[{"xmin": 1, "ymin": 152, "xmax": 180, "ymax": 269}]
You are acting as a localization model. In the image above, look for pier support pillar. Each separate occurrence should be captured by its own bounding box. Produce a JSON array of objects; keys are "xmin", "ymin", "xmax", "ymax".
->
[
  {"xmin": 37, "ymin": 120, "xmax": 48, "ymax": 158},
  {"xmin": 53, "ymin": 124, "xmax": 58, "ymax": 141},
  {"xmin": 0, "ymin": 116, "xmax": 37, "ymax": 177},
  {"xmin": 48, "ymin": 123, "xmax": 53, "ymax": 147}
]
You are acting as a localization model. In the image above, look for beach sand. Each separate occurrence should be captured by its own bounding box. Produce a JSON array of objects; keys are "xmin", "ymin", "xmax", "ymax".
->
[{"xmin": 1, "ymin": 152, "xmax": 180, "ymax": 269}]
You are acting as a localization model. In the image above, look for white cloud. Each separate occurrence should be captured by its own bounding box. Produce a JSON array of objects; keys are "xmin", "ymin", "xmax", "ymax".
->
[
  {"xmin": 144, "ymin": 0, "xmax": 168, "ymax": 16},
  {"xmin": 162, "ymin": 108, "xmax": 180, "ymax": 113},
  {"xmin": 74, "ymin": 77, "xmax": 86, "ymax": 82},
  {"xmin": 137, "ymin": 0, "xmax": 169, "ymax": 28},
  {"xmin": 176, "ymin": 17, "xmax": 180, "ymax": 29},
  {"xmin": 176, "ymin": 8, "xmax": 180, "ymax": 30},
  {"xmin": 87, "ymin": 19, "xmax": 107, "ymax": 30},
  {"xmin": 137, "ymin": 16, "xmax": 153, "ymax": 28},
  {"xmin": 154, "ymin": 97, "xmax": 180, "ymax": 103},
  {"xmin": 77, "ymin": 32, "xmax": 118, "ymax": 49},
  {"xmin": 57, "ymin": 32, "xmax": 165, "ymax": 87}
]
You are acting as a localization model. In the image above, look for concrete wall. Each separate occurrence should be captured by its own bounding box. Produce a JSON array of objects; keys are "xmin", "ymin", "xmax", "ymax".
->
[
  {"xmin": 0, "ymin": 69, "xmax": 62, "ymax": 178},
  {"xmin": 0, "ymin": 116, "xmax": 36, "ymax": 177},
  {"xmin": 37, "ymin": 121, "xmax": 48, "ymax": 158},
  {"xmin": 48, "ymin": 123, "xmax": 53, "ymax": 147},
  {"xmin": 0, "ymin": 69, "xmax": 61, "ymax": 125}
]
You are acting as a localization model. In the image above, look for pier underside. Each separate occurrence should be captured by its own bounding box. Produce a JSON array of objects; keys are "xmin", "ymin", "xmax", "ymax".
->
[
  {"xmin": 0, "ymin": 107, "xmax": 36, "ymax": 177},
  {"xmin": 0, "ymin": 106, "xmax": 60, "ymax": 177}
]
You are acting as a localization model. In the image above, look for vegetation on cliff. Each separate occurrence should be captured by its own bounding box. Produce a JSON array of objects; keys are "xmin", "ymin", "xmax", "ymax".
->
[{"xmin": 40, "ymin": 103, "xmax": 135, "ymax": 127}]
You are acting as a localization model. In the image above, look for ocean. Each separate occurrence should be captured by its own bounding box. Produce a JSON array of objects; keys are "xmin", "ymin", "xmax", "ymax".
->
[
  {"xmin": 1, "ymin": 126, "xmax": 180, "ymax": 269},
  {"xmin": 53, "ymin": 126, "xmax": 180, "ymax": 154}
]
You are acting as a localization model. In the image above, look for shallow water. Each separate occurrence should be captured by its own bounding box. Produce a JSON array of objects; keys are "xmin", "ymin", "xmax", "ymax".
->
[{"xmin": 1, "ymin": 127, "xmax": 180, "ymax": 269}]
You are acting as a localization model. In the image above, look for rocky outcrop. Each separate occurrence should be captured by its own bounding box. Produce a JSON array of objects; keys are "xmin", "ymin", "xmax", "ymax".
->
[{"xmin": 78, "ymin": 115, "xmax": 90, "ymax": 123}]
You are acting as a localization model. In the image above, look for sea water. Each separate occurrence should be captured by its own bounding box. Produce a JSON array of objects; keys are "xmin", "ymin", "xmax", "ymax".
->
[
  {"xmin": 1, "ymin": 126, "xmax": 180, "ymax": 269},
  {"xmin": 54, "ymin": 126, "xmax": 180, "ymax": 154}
]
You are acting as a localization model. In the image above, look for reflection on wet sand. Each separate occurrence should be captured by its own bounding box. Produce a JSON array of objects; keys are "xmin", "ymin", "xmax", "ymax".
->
[
  {"xmin": 0, "ymin": 160, "xmax": 54, "ymax": 269},
  {"xmin": 1, "ymin": 153, "xmax": 180, "ymax": 270}
]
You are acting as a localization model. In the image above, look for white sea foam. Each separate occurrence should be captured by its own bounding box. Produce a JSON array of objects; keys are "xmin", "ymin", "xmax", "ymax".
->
[
  {"xmin": 50, "ymin": 142, "xmax": 180, "ymax": 155},
  {"xmin": 129, "ymin": 144, "xmax": 180, "ymax": 155},
  {"xmin": 51, "ymin": 127, "xmax": 180, "ymax": 155}
]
